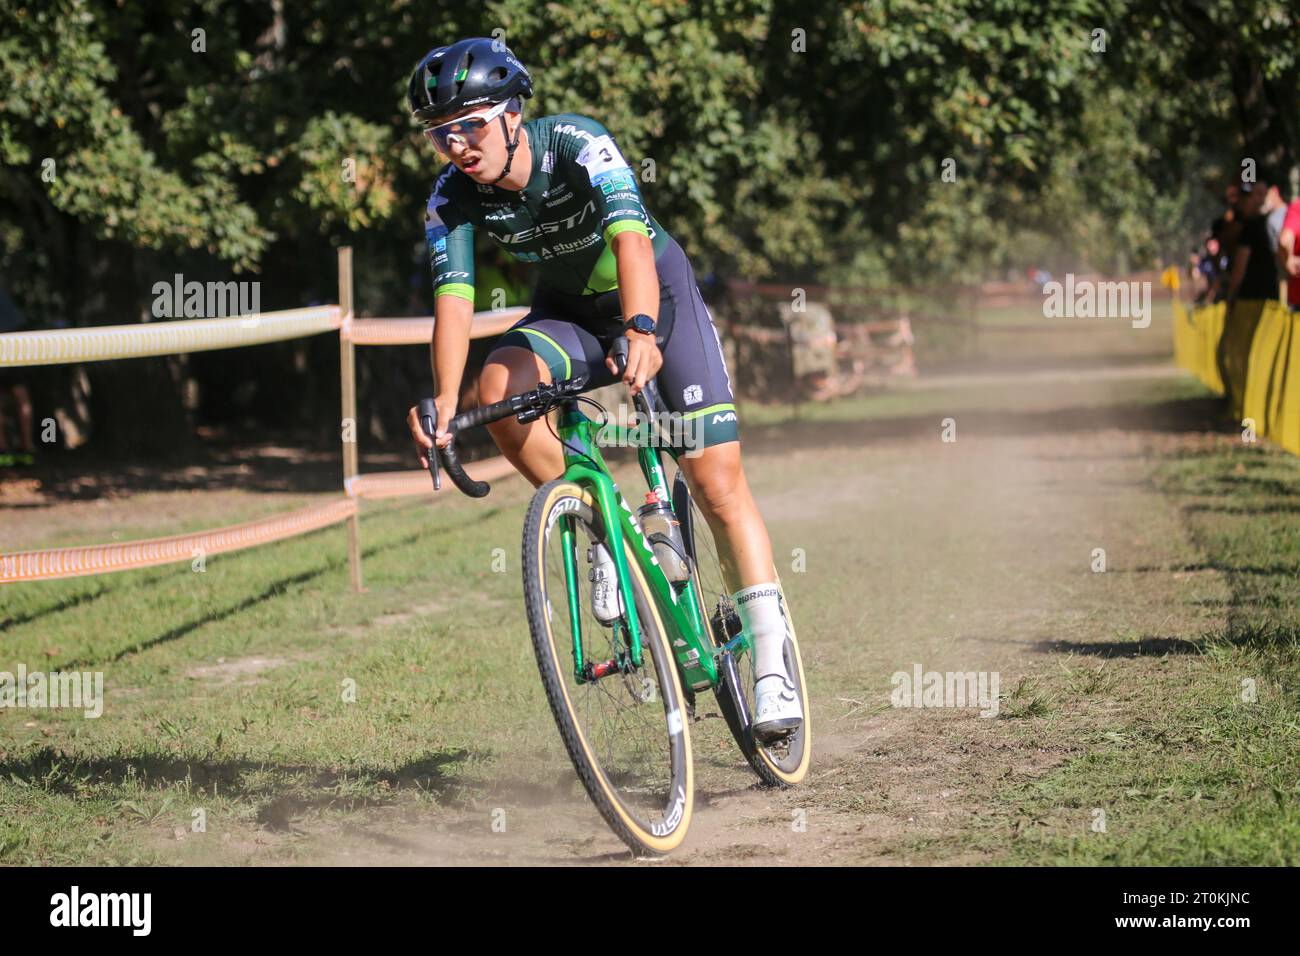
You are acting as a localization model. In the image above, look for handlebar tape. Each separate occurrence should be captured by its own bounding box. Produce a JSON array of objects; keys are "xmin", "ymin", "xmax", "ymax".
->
[{"xmin": 441, "ymin": 397, "xmax": 521, "ymax": 498}]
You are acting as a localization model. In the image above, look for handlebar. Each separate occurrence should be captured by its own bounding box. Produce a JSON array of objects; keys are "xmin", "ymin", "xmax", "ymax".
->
[
  {"xmin": 418, "ymin": 334, "xmax": 662, "ymax": 498},
  {"xmin": 417, "ymin": 396, "xmax": 524, "ymax": 497}
]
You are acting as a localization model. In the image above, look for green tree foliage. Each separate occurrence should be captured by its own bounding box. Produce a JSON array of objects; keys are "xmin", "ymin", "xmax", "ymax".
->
[{"xmin": 1, "ymin": 0, "xmax": 1295, "ymax": 445}]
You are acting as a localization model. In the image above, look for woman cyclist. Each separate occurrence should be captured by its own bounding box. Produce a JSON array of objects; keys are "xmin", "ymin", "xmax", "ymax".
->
[{"xmin": 404, "ymin": 37, "xmax": 801, "ymax": 741}]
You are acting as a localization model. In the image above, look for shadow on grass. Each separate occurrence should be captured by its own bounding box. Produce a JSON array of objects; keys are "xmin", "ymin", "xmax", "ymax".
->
[
  {"xmin": 1032, "ymin": 635, "xmax": 1202, "ymax": 657},
  {"xmin": 1121, "ymin": 561, "xmax": 1300, "ymax": 577},
  {"xmin": 1035, "ymin": 622, "xmax": 1300, "ymax": 659},
  {"xmin": 0, "ymin": 586, "xmax": 112, "ymax": 636},
  {"xmin": 44, "ymin": 504, "xmax": 505, "ymax": 670},
  {"xmin": 1185, "ymin": 503, "xmax": 1300, "ymax": 516},
  {"xmin": 51, "ymin": 564, "xmax": 338, "ymax": 671},
  {"xmin": 0, "ymin": 745, "xmax": 481, "ymax": 831}
]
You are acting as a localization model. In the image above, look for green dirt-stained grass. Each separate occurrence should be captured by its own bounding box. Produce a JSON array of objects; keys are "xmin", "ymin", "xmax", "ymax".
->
[
  {"xmin": 3, "ymin": 365, "xmax": 1296, "ymax": 865},
  {"xmin": 0, "ymin": 481, "xmax": 564, "ymax": 864},
  {"xmin": 955, "ymin": 436, "xmax": 1300, "ymax": 865}
]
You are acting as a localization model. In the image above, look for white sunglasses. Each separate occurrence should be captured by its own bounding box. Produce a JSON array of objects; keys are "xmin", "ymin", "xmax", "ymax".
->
[{"xmin": 421, "ymin": 100, "xmax": 511, "ymax": 153}]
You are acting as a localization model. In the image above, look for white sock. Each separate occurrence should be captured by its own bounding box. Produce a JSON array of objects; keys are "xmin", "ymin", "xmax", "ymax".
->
[{"xmin": 732, "ymin": 582, "xmax": 789, "ymax": 681}]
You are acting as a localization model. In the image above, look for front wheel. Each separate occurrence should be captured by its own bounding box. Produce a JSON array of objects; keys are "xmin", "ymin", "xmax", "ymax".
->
[
  {"xmin": 673, "ymin": 469, "xmax": 812, "ymax": 786},
  {"xmin": 522, "ymin": 479, "xmax": 694, "ymax": 855}
]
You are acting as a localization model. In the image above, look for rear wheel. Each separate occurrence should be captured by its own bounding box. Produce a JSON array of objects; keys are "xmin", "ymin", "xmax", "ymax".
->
[
  {"xmin": 522, "ymin": 479, "xmax": 693, "ymax": 855},
  {"xmin": 672, "ymin": 469, "xmax": 812, "ymax": 786}
]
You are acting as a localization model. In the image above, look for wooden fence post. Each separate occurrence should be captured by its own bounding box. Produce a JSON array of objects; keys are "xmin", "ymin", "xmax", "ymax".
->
[{"xmin": 338, "ymin": 245, "xmax": 364, "ymax": 592}]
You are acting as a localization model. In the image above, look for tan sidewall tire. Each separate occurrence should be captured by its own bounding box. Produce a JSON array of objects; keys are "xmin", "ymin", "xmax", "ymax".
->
[
  {"xmin": 753, "ymin": 569, "xmax": 812, "ymax": 784},
  {"xmin": 527, "ymin": 481, "xmax": 694, "ymax": 854}
]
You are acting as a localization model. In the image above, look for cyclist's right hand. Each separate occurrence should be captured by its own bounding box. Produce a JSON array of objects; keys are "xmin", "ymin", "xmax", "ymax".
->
[{"xmin": 407, "ymin": 398, "xmax": 456, "ymax": 467}]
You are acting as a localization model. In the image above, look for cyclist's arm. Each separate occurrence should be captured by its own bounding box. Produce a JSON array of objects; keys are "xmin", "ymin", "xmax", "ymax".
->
[
  {"xmin": 612, "ymin": 230, "xmax": 659, "ymax": 327},
  {"xmin": 426, "ymin": 174, "xmax": 477, "ymax": 433},
  {"xmin": 432, "ymin": 293, "xmax": 474, "ymax": 405},
  {"xmin": 560, "ymin": 116, "xmax": 663, "ymax": 325}
]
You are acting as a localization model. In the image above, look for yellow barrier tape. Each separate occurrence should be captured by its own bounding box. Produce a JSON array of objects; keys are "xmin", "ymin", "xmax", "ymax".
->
[
  {"xmin": 0, "ymin": 498, "xmax": 357, "ymax": 584},
  {"xmin": 347, "ymin": 309, "xmax": 528, "ymax": 346},
  {"xmin": 1197, "ymin": 303, "xmax": 1227, "ymax": 394},
  {"xmin": 1184, "ymin": 300, "xmax": 1298, "ymax": 455},
  {"xmin": 0, "ymin": 306, "xmax": 342, "ymax": 368},
  {"xmin": 1242, "ymin": 301, "xmax": 1290, "ymax": 437},
  {"xmin": 1220, "ymin": 300, "xmax": 1266, "ymax": 418},
  {"xmin": 1278, "ymin": 311, "xmax": 1300, "ymax": 455}
]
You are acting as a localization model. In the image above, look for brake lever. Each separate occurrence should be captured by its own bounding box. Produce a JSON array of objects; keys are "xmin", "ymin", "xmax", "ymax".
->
[{"xmin": 417, "ymin": 398, "xmax": 441, "ymax": 491}]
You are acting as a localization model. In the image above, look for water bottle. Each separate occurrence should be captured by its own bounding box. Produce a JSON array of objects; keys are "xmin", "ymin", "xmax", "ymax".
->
[{"xmin": 637, "ymin": 492, "xmax": 691, "ymax": 583}]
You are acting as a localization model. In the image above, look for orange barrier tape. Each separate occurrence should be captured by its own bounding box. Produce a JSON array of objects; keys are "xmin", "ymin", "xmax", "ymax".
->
[
  {"xmin": 0, "ymin": 498, "xmax": 357, "ymax": 584},
  {"xmin": 0, "ymin": 306, "xmax": 343, "ymax": 368},
  {"xmin": 347, "ymin": 309, "xmax": 528, "ymax": 346},
  {"xmin": 347, "ymin": 457, "xmax": 520, "ymax": 499}
]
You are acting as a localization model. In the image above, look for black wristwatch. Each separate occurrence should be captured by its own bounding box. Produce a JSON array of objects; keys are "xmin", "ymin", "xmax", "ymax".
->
[{"xmin": 623, "ymin": 313, "xmax": 656, "ymax": 336}]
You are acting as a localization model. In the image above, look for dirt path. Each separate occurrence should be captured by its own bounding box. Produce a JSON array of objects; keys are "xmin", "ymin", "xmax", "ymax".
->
[{"xmin": 285, "ymin": 373, "xmax": 1224, "ymax": 865}]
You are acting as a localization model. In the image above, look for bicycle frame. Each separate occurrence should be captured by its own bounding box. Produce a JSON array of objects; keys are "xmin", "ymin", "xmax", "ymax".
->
[{"xmin": 552, "ymin": 398, "xmax": 728, "ymax": 691}]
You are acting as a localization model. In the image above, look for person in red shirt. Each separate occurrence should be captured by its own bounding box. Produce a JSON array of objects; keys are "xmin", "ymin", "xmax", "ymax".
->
[{"xmin": 1278, "ymin": 198, "xmax": 1300, "ymax": 309}]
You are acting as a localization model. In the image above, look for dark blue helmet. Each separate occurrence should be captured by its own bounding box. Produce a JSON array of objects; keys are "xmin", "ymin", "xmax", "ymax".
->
[{"xmin": 407, "ymin": 37, "xmax": 533, "ymax": 123}]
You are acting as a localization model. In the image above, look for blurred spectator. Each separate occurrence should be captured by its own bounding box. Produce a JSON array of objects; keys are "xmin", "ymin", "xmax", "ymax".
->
[
  {"xmin": 1225, "ymin": 171, "xmax": 1280, "ymax": 303},
  {"xmin": 0, "ymin": 283, "xmax": 37, "ymax": 465},
  {"xmin": 1217, "ymin": 183, "xmax": 1243, "ymax": 258},
  {"xmin": 1202, "ymin": 233, "xmax": 1230, "ymax": 303},
  {"xmin": 1265, "ymin": 181, "xmax": 1289, "ymax": 260},
  {"xmin": 1189, "ymin": 243, "xmax": 1215, "ymax": 303},
  {"xmin": 1278, "ymin": 196, "xmax": 1300, "ymax": 311}
]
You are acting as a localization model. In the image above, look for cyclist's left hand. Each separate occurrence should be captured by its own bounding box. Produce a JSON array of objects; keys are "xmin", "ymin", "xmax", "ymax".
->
[{"xmin": 607, "ymin": 332, "xmax": 662, "ymax": 396}]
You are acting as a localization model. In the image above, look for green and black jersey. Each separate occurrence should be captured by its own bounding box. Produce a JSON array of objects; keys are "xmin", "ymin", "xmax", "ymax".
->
[
  {"xmin": 425, "ymin": 113, "xmax": 673, "ymax": 300},
  {"xmin": 424, "ymin": 112, "xmax": 741, "ymax": 451}
]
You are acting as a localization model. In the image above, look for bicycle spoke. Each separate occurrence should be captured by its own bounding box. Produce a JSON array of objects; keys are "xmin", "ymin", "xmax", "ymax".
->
[{"xmin": 540, "ymin": 514, "xmax": 675, "ymax": 825}]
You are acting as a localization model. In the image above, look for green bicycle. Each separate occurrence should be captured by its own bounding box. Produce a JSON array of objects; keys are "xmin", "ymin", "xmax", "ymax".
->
[{"xmin": 417, "ymin": 338, "xmax": 811, "ymax": 855}]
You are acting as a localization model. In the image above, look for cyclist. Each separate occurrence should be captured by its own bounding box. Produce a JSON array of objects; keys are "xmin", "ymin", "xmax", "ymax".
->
[{"xmin": 403, "ymin": 37, "xmax": 801, "ymax": 741}]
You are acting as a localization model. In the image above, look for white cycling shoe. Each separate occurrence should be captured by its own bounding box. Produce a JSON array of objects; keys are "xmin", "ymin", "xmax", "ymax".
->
[
  {"xmin": 587, "ymin": 542, "xmax": 625, "ymax": 625},
  {"xmin": 753, "ymin": 673, "xmax": 803, "ymax": 743}
]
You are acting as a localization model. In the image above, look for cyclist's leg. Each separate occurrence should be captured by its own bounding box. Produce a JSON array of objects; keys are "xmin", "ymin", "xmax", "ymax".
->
[
  {"xmin": 652, "ymin": 241, "xmax": 801, "ymax": 735},
  {"xmin": 480, "ymin": 315, "xmax": 616, "ymax": 487},
  {"xmin": 650, "ymin": 240, "xmax": 772, "ymax": 593},
  {"xmin": 676, "ymin": 444, "xmax": 771, "ymax": 594},
  {"xmin": 484, "ymin": 315, "xmax": 627, "ymax": 621}
]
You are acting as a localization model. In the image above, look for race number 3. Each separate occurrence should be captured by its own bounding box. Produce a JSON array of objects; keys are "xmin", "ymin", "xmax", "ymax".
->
[{"xmin": 578, "ymin": 134, "xmax": 630, "ymax": 182}]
